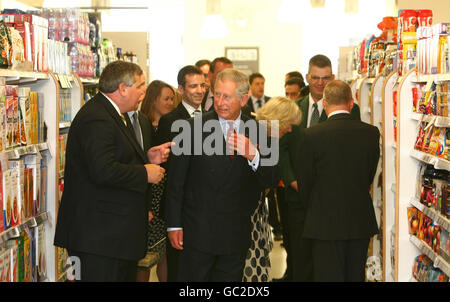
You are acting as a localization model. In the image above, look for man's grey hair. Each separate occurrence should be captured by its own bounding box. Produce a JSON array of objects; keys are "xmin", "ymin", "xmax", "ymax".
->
[
  {"xmin": 215, "ymin": 68, "xmax": 249, "ymax": 98},
  {"xmin": 99, "ymin": 60, "xmax": 143, "ymax": 94}
]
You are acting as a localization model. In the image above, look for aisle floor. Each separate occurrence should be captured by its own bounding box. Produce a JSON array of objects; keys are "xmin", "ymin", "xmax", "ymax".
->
[{"xmin": 149, "ymin": 239, "xmax": 287, "ymax": 282}]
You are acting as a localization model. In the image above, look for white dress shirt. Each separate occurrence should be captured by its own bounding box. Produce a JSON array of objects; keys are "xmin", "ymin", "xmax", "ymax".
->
[{"xmin": 182, "ymin": 100, "xmax": 202, "ymax": 117}]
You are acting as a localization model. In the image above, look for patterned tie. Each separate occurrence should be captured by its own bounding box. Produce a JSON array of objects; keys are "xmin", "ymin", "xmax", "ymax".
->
[
  {"xmin": 256, "ymin": 99, "xmax": 262, "ymax": 110},
  {"xmin": 131, "ymin": 112, "xmax": 143, "ymax": 150},
  {"xmin": 310, "ymin": 102, "xmax": 320, "ymax": 127},
  {"xmin": 120, "ymin": 114, "xmax": 127, "ymax": 126},
  {"xmin": 226, "ymin": 121, "xmax": 236, "ymax": 159}
]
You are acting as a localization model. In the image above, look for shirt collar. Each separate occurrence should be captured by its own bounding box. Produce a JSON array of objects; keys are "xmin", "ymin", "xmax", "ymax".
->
[
  {"xmin": 182, "ymin": 100, "xmax": 202, "ymax": 116},
  {"xmin": 309, "ymin": 93, "xmax": 323, "ymax": 110},
  {"xmin": 328, "ymin": 110, "xmax": 350, "ymax": 118},
  {"xmin": 219, "ymin": 113, "xmax": 242, "ymax": 132},
  {"xmin": 101, "ymin": 92, "xmax": 122, "ymax": 117}
]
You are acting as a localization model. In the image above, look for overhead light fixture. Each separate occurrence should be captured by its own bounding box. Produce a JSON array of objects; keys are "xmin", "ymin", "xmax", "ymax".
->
[
  {"xmin": 200, "ymin": 0, "xmax": 228, "ymax": 39},
  {"xmin": 277, "ymin": 0, "xmax": 310, "ymax": 24},
  {"xmin": 310, "ymin": 0, "xmax": 326, "ymax": 8},
  {"xmin": 345, "ymin": 0, "xmax": 359, "ymax": 14}
]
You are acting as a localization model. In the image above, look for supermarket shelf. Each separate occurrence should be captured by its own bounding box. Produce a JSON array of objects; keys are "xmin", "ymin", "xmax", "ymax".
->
[
  {"xmin": 409, "ymin": 235, "xmax": 450, "ymax": 277},
  {"xmin": 410, "ymin": 197, "xmax": 450, "ymax": 233},
  {"xmin": 5, "ymin": 142, "xmax": 49, "ymax": 160},
  {"xmin": 410, "ymin": 149, "xmax": 450, "ymax": 171},
  {"xmin": 80, "ymin": 77, "xmax": 99, "ymax": 85},
  {"xmin": 0, "ymin": 212, "xmax": 48, "ymax": 245},
  {"xmin": 59, "ymin": 122, "xmax": 71, "ymax": 129},
  {"xmin": 416, "ymin": 73, "xmax": 450, "ymax": 83},
  {"xmin": 411, "ymin": 112, "xmax": 450, "ymax": 128},
  {"xmin": 0, "ymin": 69, "xmax": 48, "ymax": 83}
]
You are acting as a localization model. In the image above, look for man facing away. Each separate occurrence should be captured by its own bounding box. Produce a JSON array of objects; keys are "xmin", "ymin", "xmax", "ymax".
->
[{"xmin": 295, "ymin": 80, "xmax": 380, "ymax": 282}]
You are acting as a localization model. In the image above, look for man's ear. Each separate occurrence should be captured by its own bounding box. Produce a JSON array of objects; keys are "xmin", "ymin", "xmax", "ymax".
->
[
  {"xmin": 331, "ymin": 74, "xmax": 336, "ymax": 81},
  {"xmin": 178, "ymin": 84, "xmax": 185, "ymax": 95},
  {"xmin": 118, "ymin": 83, "xmax": 128, "ymax": 97},
  {"xmin": 349, "ymin": 98, "xmax": 354, "ymax": 111}
]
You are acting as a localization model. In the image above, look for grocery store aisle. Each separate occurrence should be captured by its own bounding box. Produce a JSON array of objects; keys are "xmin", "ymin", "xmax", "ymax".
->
[{"xmin": 149, "ymin": 238, "xmax": 287, "ymax": 282}]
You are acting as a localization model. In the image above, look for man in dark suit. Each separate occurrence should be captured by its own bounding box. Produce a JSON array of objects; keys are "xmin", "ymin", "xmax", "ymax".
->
[
  {"xmin": 165, "ymin": 68, "xmax": 278, "ymax": 281},
  {"xmin": 53, "ymin": 61, "xmax": 172, "ymax": 282},
  {"xmin": 278, "ymin": 54, "xmax": 361, "ymax": 282},
  {"xmin": 201, "ymin": 57, "xmax": 233, "ymax": 112},
  {"xmin": 295, "ymin": 80, "xmax": 379, "ymax": 282},
  {"xmin": 156, "ymin": 65, "xmax": 206, "ymax": 281},
  {"xmin": 242, "ymin": 72, "xmax": 271, "ymax": 118}
]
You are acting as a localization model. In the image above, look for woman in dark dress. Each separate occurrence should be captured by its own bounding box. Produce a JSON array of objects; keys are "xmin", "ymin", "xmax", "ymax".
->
[{"xmin": 137, "ymin": 80, "xmax": 175, "ymax": 282}]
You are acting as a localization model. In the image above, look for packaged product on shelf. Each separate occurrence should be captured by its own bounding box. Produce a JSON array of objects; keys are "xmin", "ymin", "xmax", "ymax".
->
[
  {"xmin": 6, "ymin": 238, "xmax": 19, "ymax": 282},
  {"xmin": 2, "ymin": 248, "xmax": 11, "ymax": 282},
  {"xmin": 0, "ymin": 20, "xmax": 11, "ymax": 68},
  {"xmin": 407, "ymin": 207, "xmax": 419, "ymax": 235},
  {"xmin": 8, "ymin": 160, "xmax": 23, "ymax": 226},
  {"xmin": 18, "ymin": 87, "xmax": 31, "ymax": 146},
  {"xmin": 0, "ymin": 14, "xmax": 49, "ymax": 72},
  {"xmin": 38, "ymin": 161, "xmax": 46, "ymax": 214},
  {"xmin": 440, "ymin": 229, "xmax": 449, "ymax": 263},
  {"xmin": 0, "ymin": 168, "xmax": 3, "ymax": 233},
  {"xmin": 5, "ymin": 95, "xmax": 19, "ymax": 149},
  {"xmin": 30, "ymin": 227, "xmax": 36, "ymax": 282},
  {"xmin": 24, "ymin": 153, "xmax": 39, "ymax": 217},
  {"xmin": 2, "ymin": 169, "xmax": 11, "ymax": 230},
  {"xmin": 0, "ymin": 250, "xmax": 4, "ymax": 282},
  {"xmin": 22, "ymin": 229, "xmax": 30, "ymax": 282},
  {"xmin": 36, "ymin": 224, "xmax": 46, "ymax": 281}
]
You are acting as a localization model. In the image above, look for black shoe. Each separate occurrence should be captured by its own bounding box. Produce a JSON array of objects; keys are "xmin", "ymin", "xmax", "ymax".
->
[{"xmin": 272, "ymin": 272, "xmax": 291, "ymax": 282}]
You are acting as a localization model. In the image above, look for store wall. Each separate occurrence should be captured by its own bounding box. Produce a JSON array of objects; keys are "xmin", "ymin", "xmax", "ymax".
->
[
  {"xmin": 102, "ymin": 31, "xmax": 150, "ymax": 81},
  {"xmin": 397, "ymin": 0, "xmax": 450, "ymax": 24},
  {"xmin": 183, "ymin": 0, "xmax": 395, "ymax": 97}
]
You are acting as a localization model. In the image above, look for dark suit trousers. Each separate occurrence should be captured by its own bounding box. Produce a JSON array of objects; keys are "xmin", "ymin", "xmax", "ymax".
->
[
  {"xmin": 68, "ymin": 250, "xmax": 138, "ymax": 282},
  {"xmin": 166, "ymin": 245, "xmax": 180, "ymax": 282},
  {"xmin": 178, "ymin": 247, "xmax": 247, "ymax": 282},
  {"xmin": 311, "ymin": 239, "xmax": 370, "ymax": 282},
  {"xmin": 287, "ymin": 202, "xmax": 313, "ymax": 282}
]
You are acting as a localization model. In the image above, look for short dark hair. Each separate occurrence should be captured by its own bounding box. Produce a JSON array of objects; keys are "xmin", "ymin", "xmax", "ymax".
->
[
  {"xmin": 286, "ymin": 71, "xmax": 304, "ymax": 82},
  {"xmin": 285, "ymin": 76, "xmax": 305, "ymax": 89},
  {"xmin": 195, "ymin": 59, "xmax": 211, "ymax": 68},
  {"xmin": 309, "ymin": 54, "xmax": 332, "ymax": 73},
  {"xmin": 249, "ymin": 72, "xmax": 265, "ymax": 85},
  {"xmin": 210, "ymin": 57, "xmax": 233, "ymax": 73},
  {"xmin": 177, "ymin": 65, "xmax": 203, "ymax": 87},
  {"xmin": 99, "ymin": 61, "xmax": 143, "ymax": 93}
]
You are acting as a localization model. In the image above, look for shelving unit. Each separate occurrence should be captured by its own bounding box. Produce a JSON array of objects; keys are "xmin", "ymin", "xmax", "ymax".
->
[
  {"xmin": 0, "ymin": 69, "xmax": 83, "ymax": 282},
  {"xmin": 382, "ymin": 69, "xmax": 399, "ymax": 281}
]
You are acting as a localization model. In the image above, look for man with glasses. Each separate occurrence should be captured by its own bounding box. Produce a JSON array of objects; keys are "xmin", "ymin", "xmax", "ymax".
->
[{"xmin": 277, "ymin": 54, "xmax": 360, "ymax": 282}]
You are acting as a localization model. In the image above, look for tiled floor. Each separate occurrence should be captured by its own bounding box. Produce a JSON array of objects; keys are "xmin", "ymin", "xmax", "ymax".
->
[{"xmin": 149, "ymin": 238, "xmax": 287, "ymax": 282}]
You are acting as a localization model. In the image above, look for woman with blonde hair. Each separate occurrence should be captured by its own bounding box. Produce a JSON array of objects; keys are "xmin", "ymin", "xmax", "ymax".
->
[{"xmin": 242, "ymin": 96, "xmax": 301, "ymax": 282}]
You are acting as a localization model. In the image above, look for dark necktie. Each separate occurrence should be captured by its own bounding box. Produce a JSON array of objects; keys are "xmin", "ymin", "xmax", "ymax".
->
[
  {"xmin": 131, "ymin": 112, "xmax": 143, "ymax": 150},
  {"xmin": 310, "ymin": 103, "xmax": 320, "ymax": 127},
  {"xmin": 256, "ymin": 99, "xmax": 262, "ymax": 110}
]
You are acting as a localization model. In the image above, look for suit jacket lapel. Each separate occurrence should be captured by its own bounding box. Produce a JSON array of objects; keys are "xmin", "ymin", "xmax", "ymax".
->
[
  {"xmin": 138, "ymin": 112, "xmax": 152, "ymax": 151},
  {"xmin": 298, "ymin": 96, "xmax": 309, "ymax": 129},
  {"xmin": 97, "ymin": 94, "xmax": 148, "ymax": 163}
]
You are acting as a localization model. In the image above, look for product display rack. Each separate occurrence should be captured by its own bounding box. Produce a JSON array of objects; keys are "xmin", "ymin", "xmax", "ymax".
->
[
  {"xmin": 0, "ymin": 69, "xmax": 83, "ymax": 282},
  {"xmin": 382, "ymin": 69, "xmax": 400, "ymax": 281},
  {"xmin": 351, "ymin": 73, "xmax": 386, "ymax": 281}
]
